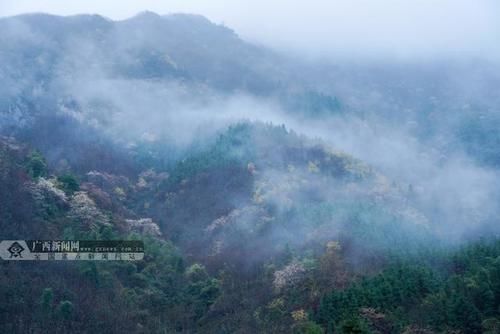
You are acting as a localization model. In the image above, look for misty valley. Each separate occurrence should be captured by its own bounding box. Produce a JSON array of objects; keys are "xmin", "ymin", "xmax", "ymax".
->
[{"xmin": 1, "ymin": 10, "xmax": 500, "ymax": 334}]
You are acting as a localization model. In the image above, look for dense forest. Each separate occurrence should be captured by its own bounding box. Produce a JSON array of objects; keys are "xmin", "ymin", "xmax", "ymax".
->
[{"xmin": 1, "ymin": 11, "xmax": 500, "ymax": 334}]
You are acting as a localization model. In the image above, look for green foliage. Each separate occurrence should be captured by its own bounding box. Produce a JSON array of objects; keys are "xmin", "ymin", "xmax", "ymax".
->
[
  {"xmin": 57, "ymin": 173, "xmax": 80, "ymax": 194},
  {"xmin": 458, "ymin": 114, "xmax": 500, "ymax": 167},
  {"xmin": 482, "ymin": 317, "xmax": 500, "ymax": 334},
  {"xmin": 338, "ymin": 317, "xmax": 371, "ymax": 334},
  {"xmin": 56, "ymin": 300, "xmax": 74, "ymax": 320},
  {"xmin": 26, "ymin": 150, "xmax": 48, "ymax": 178},
  {"xmin": 293, "ymin": 321, "xmax": 325, "ymax": 334},
  {"xmin": 285, "ymin": 91, "xmax": 342, "ymax": 117},
  {"xmin": 40, "ymin": 288, "xmax": 54, "ymax": 311},
  {"xmin": 186, "ymin": 263, "xmax": 209, "ymax": 282},
  {"xmin": 318, "ymin": 239, "xmax": 500, "ymax": 334},
  {"xmin": 165, "ymin": 123, "xmax": 255, "ymax": 187},
  {"xmin": 2, "ymin": 125, "xmax": 500, "ymax": 334}
]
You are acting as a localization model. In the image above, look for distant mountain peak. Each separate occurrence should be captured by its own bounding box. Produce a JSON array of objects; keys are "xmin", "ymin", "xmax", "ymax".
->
[{"xmin": 128, "ymin": 10, "xmax": 163, "ymax": 21}]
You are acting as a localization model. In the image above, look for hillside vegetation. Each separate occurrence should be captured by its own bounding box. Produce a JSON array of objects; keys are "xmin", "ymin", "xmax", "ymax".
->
[{"xmin": 1, "ymin": 12, "xmax": 500, "ymax": 334}]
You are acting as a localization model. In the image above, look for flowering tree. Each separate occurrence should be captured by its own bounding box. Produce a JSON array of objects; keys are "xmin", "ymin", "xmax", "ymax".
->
[{"xmin": 68, "ymin": 191, "xmax": 110, "ymax": 230}]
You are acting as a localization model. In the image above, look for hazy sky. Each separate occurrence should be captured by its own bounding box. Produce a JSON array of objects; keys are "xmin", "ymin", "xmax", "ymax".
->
[{"xmin": 1, "ymin": 0, "xmax": 499, "ymax": 60}]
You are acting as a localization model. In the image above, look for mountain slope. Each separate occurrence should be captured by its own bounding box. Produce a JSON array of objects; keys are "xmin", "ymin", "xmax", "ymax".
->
[{"xmin": 0, "ymin": 11, "xmax": 500, "ymax": 334}]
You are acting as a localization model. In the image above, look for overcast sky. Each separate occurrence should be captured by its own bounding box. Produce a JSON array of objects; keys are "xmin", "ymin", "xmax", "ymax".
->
[{"xmin": 1, "ymin": 0, "xmax": 499, "ymax": 61}]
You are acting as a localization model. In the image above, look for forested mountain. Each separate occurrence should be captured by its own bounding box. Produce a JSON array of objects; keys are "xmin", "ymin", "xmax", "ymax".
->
[{"xmin": 1, "ymin": 12, "xmax": 500, "ymax": 333}]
